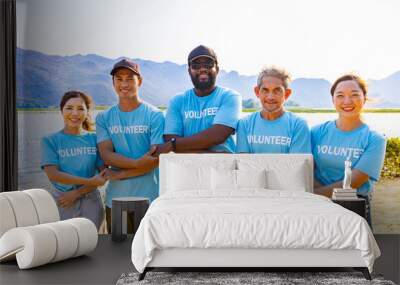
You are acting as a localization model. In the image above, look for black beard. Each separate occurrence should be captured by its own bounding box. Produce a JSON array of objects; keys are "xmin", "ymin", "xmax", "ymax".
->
[{"xmin": 190, "ymin": 73, "xmax": 216, "ymax": 91}]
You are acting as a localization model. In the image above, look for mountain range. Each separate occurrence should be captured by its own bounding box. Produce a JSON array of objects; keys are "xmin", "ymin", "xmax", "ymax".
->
[{"xmin": 16, "ymin": 48, "xmax": 399, "ymax": 108}]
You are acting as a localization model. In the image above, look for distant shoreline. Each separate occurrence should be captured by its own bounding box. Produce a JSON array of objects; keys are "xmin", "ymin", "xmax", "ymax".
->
[
  {"xmin": 17, "ymin": 107, "xmax": 400, "ymax": 113},
  {"xmin": 244, "ymin": 108, "xmax": 400, "ymax": 113}
]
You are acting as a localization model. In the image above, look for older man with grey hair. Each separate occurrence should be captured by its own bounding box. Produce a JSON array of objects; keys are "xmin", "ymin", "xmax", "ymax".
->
[{"xmin": 236, "ymin": 66, "xmax": 311, "ymax": 153}]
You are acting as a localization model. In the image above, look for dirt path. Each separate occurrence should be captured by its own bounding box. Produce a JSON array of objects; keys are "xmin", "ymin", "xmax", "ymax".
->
[{"xmin": 372, "ymin": 178, "xmax": 400, "ymax": 234}]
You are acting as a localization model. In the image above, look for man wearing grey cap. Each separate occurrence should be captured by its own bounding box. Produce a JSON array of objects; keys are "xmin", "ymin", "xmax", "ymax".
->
[
  {"xmin": 158, "ymin": 45, "xmax": 242, "ymax": 153},
  {"xmin": 96, "ymin": 59, "xmax": 164, "ymax": 233}
]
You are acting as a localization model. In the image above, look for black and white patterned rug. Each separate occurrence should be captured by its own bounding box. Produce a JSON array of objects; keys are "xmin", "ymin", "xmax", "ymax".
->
[{"xmin": 116, "ymin": 271, "xmax": 396, "ymax": 285}]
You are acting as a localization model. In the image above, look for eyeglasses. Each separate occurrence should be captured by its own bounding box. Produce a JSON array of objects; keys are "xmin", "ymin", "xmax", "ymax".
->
[{"xmin": 190, "ymin": 62, "xmax": 215, "ymax": 70}]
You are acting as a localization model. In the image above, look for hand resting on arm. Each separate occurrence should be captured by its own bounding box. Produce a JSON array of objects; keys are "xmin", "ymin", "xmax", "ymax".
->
[
  {"xmin": 313, "ymin": 169, "xmax": 369, "ymax": 198},
  {"xmin": 43, "ymin": 165, "xmax": 107, "ymax": 208}
]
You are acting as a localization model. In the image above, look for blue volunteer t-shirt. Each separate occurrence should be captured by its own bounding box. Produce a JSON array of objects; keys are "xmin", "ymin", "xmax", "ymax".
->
[
  {"xmin": 311, "ymin": 120, "xmax": 386, "ymax": 196},
  {"xmin": 236, "ymin": 111, "xmax": 311, "ymax": 153},
  {"xmin": 164, "ymin": 86, "xmax": 242, "ymax": 153},
  {"xmin": 96, "ymin": 102, "xmax": 164, "ymax": 207},
  {"xmin": 41, "ymin": 131, "xmax": 103, "ymax": 192}
]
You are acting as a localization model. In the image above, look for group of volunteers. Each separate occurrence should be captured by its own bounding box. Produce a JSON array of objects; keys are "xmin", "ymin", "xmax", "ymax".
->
[{"xmin": 41, "ymin": 45, "xmax": 386, "ymax": 231}]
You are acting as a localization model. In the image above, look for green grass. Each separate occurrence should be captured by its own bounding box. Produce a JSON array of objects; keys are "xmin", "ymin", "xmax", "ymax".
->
[
  {"xmin": 382, "ymin": 138, "xmax": 400, "ymax": 179},
  {"xmin": 360, "ymin": 108, "xmax": 400, "ymax": 113},
  {"xmin": 95, "ymin": 106, "xmax": 110, "ymax": 110}
]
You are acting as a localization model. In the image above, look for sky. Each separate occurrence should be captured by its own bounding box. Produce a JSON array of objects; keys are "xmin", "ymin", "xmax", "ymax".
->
[{"xmin": 16, "ymin": 0, "xmax": 400, "ymax": 82}]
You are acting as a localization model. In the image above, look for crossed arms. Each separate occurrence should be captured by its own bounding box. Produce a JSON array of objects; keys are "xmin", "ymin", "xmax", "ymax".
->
[
  {"xmin": 97, "ymin": 140, "xmax": 159, "ymax": 180},
  {"xmin": 98, "ymin": 124, "xmax": 234, "ymax": 179},
  {"xmin": 155, "ymin": 124, "xmax": 235, "ymax": 154}
]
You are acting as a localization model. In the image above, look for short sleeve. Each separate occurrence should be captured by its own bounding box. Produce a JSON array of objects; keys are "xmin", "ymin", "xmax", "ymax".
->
[
  {"xmin": 235, "ymin": 119, "xmax": 250, "ymax": 153},
  {"xmin": 95, "ymin": 112, "xmax": 111, "ymax": 144},
  {"xmin": 311, "ymin": 124, "xmax": 323, "ymax": 152},
  {"xmin": 40, "ymin": 136, "xmax": 59, "ymax": 169},
  {"xmin": 150, "ymin": 111, "xmax": 165, "ymax": 145},
  {"xmin": 94, "ymin": 135, "xmax": 105, "ymax": 168},
  {"xmin": 354, "ymin": 133, "xmax": 387, "ymax": 181},
  {"xmin": 164, "ymin": 96, "xmax": 183, "ymax": 136},
  {"xmin": 213, "ymin": 91, "xmax": 242, "ymax": 130},
  {"xmin": 289, "ymin": 119, "xmax": 311, "ymax": 153}
]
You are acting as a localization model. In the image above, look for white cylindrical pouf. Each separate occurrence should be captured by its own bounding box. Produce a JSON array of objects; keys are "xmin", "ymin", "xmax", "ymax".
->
[
  {"xmin": 42, "ymin": 221, "xmax": 79, "ymax": 262},
  {"xmin": 24, "ymin": 189, "xmax": 60, "ymax": 223},
  {"xmin": 1, "ymin": 192, "xmax": 39, "ymax": 227},
  {"xmin": 0, "ymin": 196, "xmax": 17, "ymax": 237},
  {"xmin": 65, "ymin": 218, "xmax": 98, "ymax": 257},
  {"xmin": 0, "ymin": 226, "xmax": 57, "ymax": 269}
]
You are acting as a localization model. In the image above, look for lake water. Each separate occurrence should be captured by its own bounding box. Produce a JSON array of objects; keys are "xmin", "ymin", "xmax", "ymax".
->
[{"xmin": 17, "ymin": 110, "xmax": 400, "ymax": 190}]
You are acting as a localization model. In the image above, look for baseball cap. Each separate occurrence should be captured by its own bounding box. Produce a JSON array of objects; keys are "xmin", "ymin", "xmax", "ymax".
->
[
  {"xmin": 110, "ymin": 59, "xmax": 141, "ymax": 77},
  {"xmin": 188, "ymin": 45, "xmax": 218, "ymax": 64}
]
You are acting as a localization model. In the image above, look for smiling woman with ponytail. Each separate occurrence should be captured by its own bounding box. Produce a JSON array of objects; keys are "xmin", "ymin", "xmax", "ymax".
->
[
  {"xmin": 40, "ymin": 90, "xmax": 106, "ymax": 230},
  {"xmin": 311, "ymin": 74, "xmax": 387, "ymax": 227}
]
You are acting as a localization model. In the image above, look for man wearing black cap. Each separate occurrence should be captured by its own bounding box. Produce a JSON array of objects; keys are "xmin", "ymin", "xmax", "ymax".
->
[
  {"xmin": 159, "ymin": 45, "xmax": 241, "ymax": 153},
  {"xmin": 96, "ymin": 59, "xmax": 164, "ymax": 233}
]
